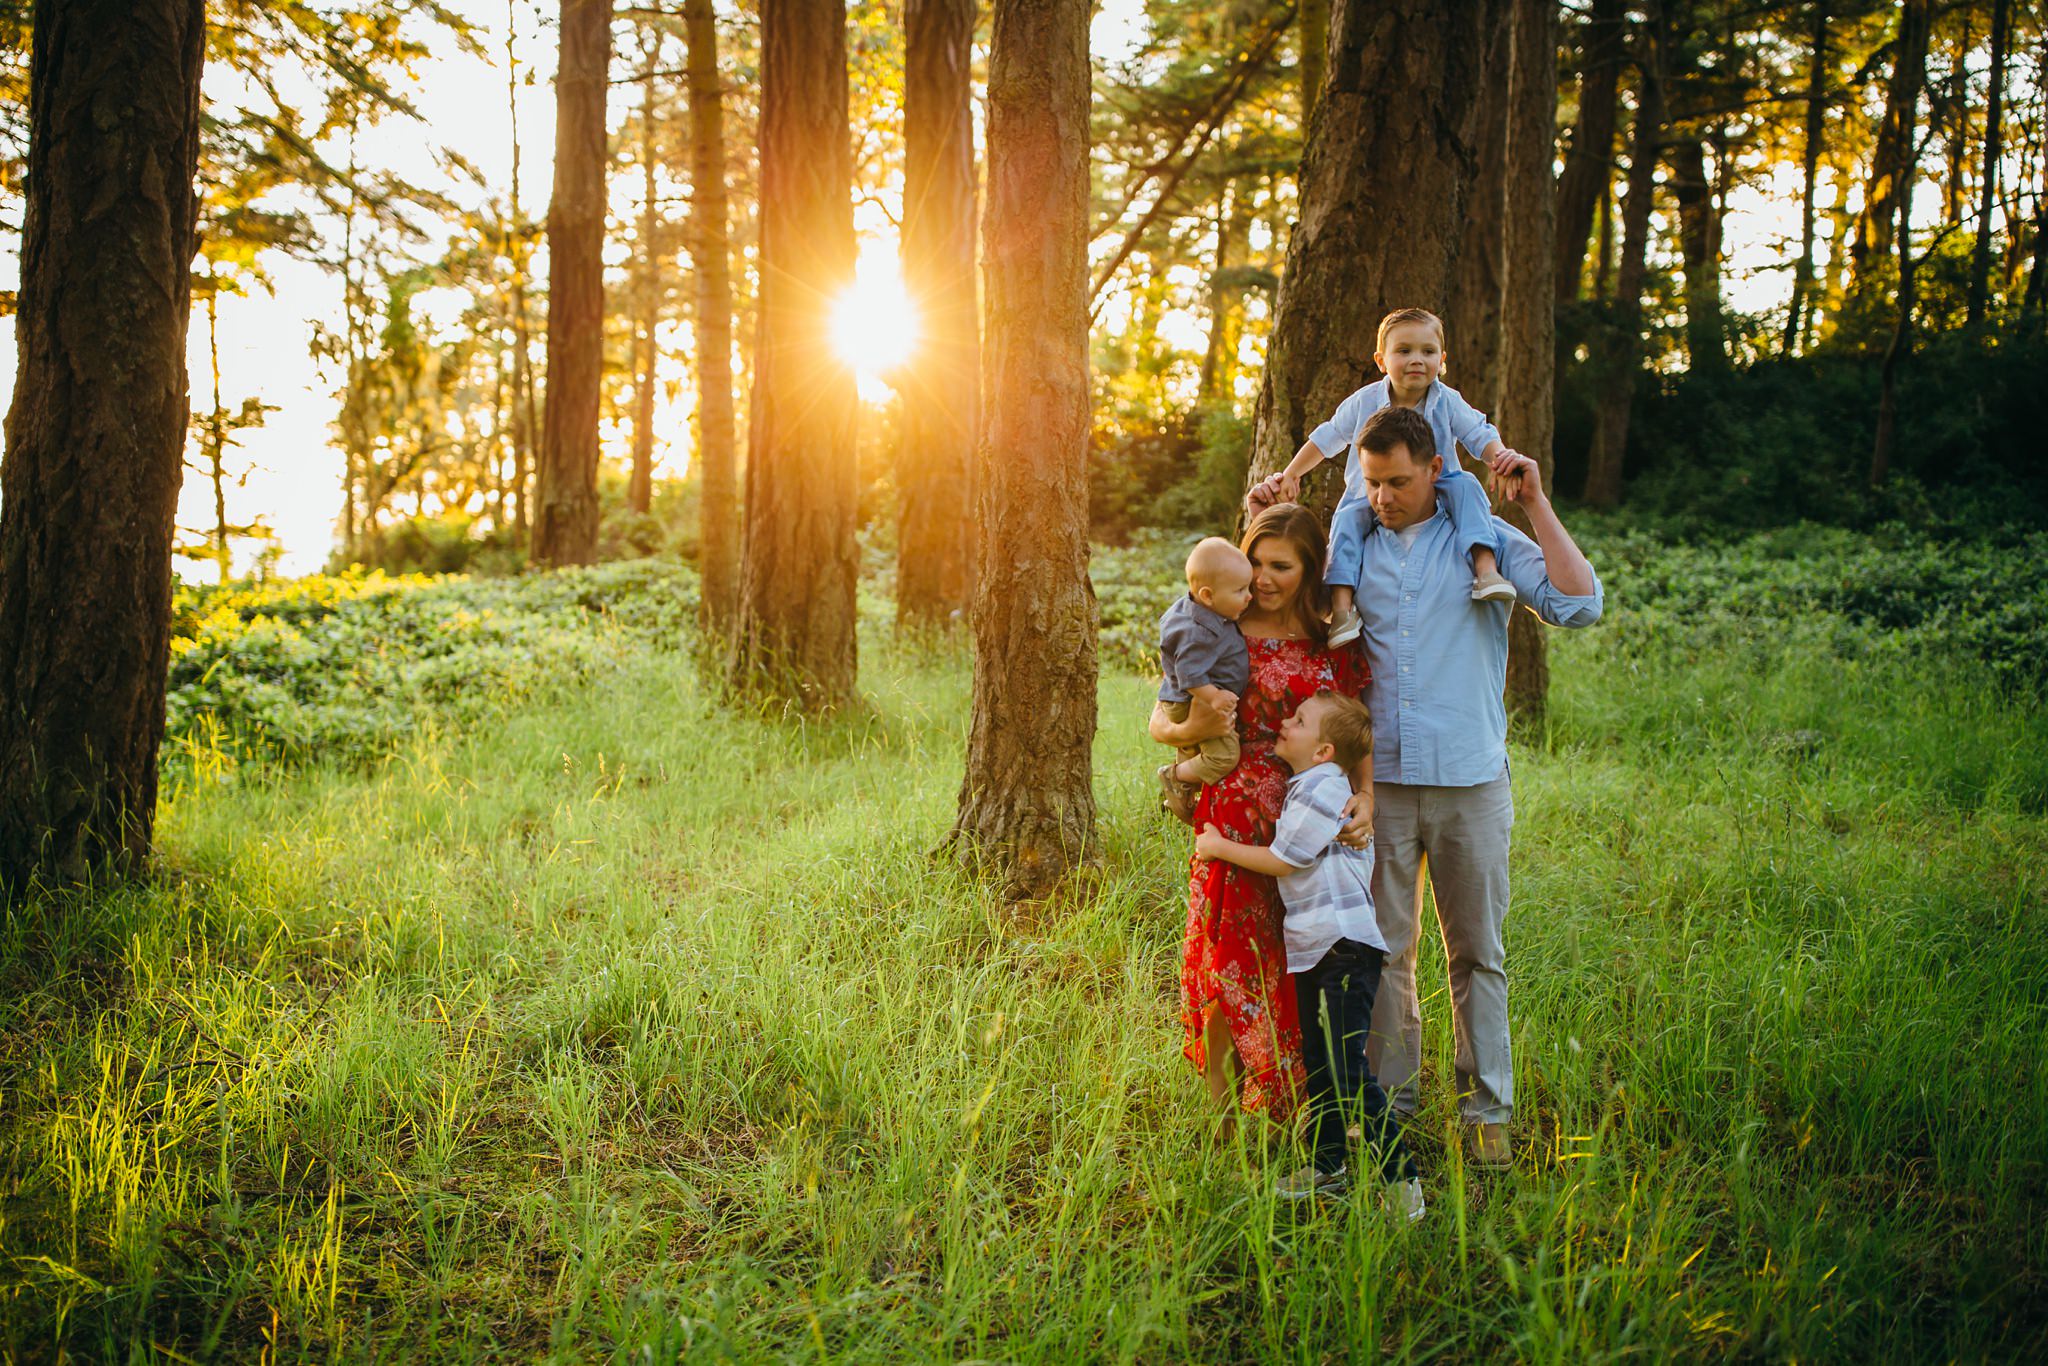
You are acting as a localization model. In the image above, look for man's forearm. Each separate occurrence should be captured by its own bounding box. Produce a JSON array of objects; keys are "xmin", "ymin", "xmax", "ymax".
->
[{"xmin": 1524, "ymin": 493, "xmax": 1595, "ymax": 596}]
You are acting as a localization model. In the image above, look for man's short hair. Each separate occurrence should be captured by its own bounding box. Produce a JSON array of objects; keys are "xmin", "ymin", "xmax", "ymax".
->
[
  {"xmin": 1311, "ymin": 690, "xmax": 1374, "ymax": 772},
  {"xmin": 1376, "ymin": 307, "xmax": 1445, "ymax": 354},
  {"xmin": 1356, "ymin": 405, "xmax": 1437, "ymax": 464}
]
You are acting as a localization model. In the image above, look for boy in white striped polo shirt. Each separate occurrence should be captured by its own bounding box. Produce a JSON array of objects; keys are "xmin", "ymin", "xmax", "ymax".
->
[{"xmin": 1197, "ymin": 689, "xmax": 1423, "ymax": 1217}]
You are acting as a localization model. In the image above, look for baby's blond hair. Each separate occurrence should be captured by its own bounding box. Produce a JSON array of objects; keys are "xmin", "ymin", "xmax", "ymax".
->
[{"xmin": 1185, "ymin": 536, "xmax": 1251, "ymax": 594}]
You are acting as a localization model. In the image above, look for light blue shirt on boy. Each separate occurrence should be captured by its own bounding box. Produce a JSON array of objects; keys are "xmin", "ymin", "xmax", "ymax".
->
[
  {"xmin": 1309, "ymin": 378, "xmax": 1502, "ymax": 510},
  {"xmin": 1356, "ymin": 512, "xmax": 1604, "ymax": 786},
  {"xmin": 1269, "ymin": 761, "xmax": 1387, "ymax": 973}
]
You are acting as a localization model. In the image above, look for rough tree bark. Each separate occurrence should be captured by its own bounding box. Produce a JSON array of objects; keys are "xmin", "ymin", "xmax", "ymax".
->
[
  {"xmin": 1967, "ymin": 0, "xmax": 2010, "ymax": 329},
  {"xmin": 1553, "ymin": 0, "xmax": 1626, "ymax": 303},
  {"xmin": 1497, "ymin": 0, "xmax": 1556, "ymax": 729},
  {"xmin": 0, "ymin": 0, "xmax": 205, "ymax": 887},
  {"xmin": 1668, "ymin": 135, "xmax": 1725, "ymax": 371},
  {"xmin": 1445, "ymin": 8, "xmax": 1509, "ymax": 423},
  {"xmin": 1785, "ymin": 1, "xmax": 1828, "ymax": 355},
  {"xmin": 1300, "ymin": 0, "xmax": 1328, "ymax": 121},
  {"xmin": 733, "ymin": 0, "xmax": 860, "ymax": 707},
  {"xmin": 533, "ymin": 0, "xmax": 612, "ymax": 567},
  {"xmin": 1246, "ymin": 0, "xmax": 1484, "ymax": 514},
  {"xmin": 953, "ymin": 0, "xmax": 1098, "ymax": 899},
  {"xmin": 897, "ymin": 0, "xmax": 978, "ymax": 628},
  {"xmin": 1852, "ymin": 0, "xmax": 1932, "ymax": 291},
  {"xmin": 684, "ymin": 0, "xmax": 738, "ymax": 633},
  {"xmin": 1583, "ymin": 16, "xmax": 1663, "ymax": 509}
]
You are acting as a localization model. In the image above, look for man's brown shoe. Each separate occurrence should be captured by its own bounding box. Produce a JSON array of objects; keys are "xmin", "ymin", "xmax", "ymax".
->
[{"xmin": 1466, "ymin": 1123, "xmax": 1511, "ymax": 1169}]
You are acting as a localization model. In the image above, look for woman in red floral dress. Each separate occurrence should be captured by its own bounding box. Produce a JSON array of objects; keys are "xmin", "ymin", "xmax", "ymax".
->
[{"xmin": 1151, "ymin": 504, "xmax": 1371, "ymax": 1122}]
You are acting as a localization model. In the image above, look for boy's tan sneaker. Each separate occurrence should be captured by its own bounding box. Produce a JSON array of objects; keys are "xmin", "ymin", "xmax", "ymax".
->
[
  {"xmin": 1466, "ymin": 1122, "xmax": 1511, "ymax": 1169},
  {"xmin": 1471, "ymin": 571, "xmax": 1518, "ymax": 604},
  {"xmin": 1157, "ymin": 764, "xmax": 1197, "ymax": 825},
  {"xmin": 1327, "ymin": 608, "xmax": 1363, "ymax": 647}
]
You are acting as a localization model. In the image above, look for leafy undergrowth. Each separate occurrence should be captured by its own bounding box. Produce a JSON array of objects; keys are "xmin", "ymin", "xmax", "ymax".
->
[
  {"xmin": 1, "ymin": 532, "xmax": 2043, "ymax": 1361},
  {"xmin": 166, "ymin": 563, "xmax": 702, "ymax": 766}
]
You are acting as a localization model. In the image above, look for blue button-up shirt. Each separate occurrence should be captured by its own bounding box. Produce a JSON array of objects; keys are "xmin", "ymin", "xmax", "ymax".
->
[
  {"xmin": 1357, "ymin": 512, "xmax": 1604, "ymax": 786},
  {"xmin": 1309, "ymin": 378, "xmax": 1502, "ymax": 512}
]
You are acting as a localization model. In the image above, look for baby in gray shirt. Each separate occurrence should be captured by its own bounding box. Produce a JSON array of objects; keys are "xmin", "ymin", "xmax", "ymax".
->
[{"xmin": 1156, "ymin": 537, "xmax": 1253, "ymax": 823}]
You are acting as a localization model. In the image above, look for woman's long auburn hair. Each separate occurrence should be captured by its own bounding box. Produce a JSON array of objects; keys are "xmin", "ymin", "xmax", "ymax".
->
[{"xmin": 1240, "ymin": 502, "xmax": 1331, "ymax": 649}]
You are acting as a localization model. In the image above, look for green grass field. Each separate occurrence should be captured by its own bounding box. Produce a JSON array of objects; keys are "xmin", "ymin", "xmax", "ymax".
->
[{"xmin": 3, "ymin": 531, "xmax": 2045, "ymax": 1361}]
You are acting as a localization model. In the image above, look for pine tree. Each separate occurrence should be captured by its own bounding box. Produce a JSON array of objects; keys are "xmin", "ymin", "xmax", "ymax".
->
[
  {"xmin": 0, "ymin": 0, "xmax": 206, "ymax": 886},
  {"xmin": 732, "ymin": 0, "xmax": 861, "ymax": 708},
  {"xmin": 952, "ymin": 0, "xmax": 1098, "ymax": 898},
  {"xmin": 896, "ymin": 0, "xmax": 979, "ymax": 628},
  {"xmin": 533, "ymin": 0, "xmax": 613, "ymax": 567}
]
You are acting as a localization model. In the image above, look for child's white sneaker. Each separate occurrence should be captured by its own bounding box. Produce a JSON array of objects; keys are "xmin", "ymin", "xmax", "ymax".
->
[
  {"xmin": 1383, "ymin": 1176, "xmax": 1426, "ymax": 1223},
  {"xmin": 1471, "ymin": 571, "xmax": 1517, "ymax": 604},
  {"xmin": 1327, "ymin": 609, "xmax": 1362, "ymax": 647}
]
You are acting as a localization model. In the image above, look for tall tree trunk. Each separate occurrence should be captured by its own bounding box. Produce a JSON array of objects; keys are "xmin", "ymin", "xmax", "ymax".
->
[
  {"xmin": 2031, "ymin": 65, "xmax": 2048, "ymax": 311},
  {"xmin": 1852, "ymin": 0, "xmax": 1932, "ymax": 292},
  {"xmin": 1198, "ymin": 174, "xmax": 1255, "ymax": 402},
  {"xmin": 1872, "ymin": 93, "xmax": 1926, "ymax": 486},
  {"xmin": 1300, "ymin": 0, "xmax": 1328, "ymax": 121},
  {"xmin": 1446, "ymin": 12, "xmax": 1509, "ymax": 424},
  {"xmin": 1498, "ymin": 0, "xmax": 1556, "ymax": 730},
  {"xmin": 953, "ymin": 0, "xmax": 1097, "ymax": 899},
  {"xmin": 337, "ymin": 119, "xmax": 371, "ymax": 560},
  {"xmin": 1785, "ymin": 2, "xmax": 1828, "ymax": 355},
  {"xmin": 205, "ymin": 282, "xmax": 231, "ymax": 584},
  {"xmin": 1967, "ymin": 0, "xmax": 2010, "ymax": 329},
  {"xmin": 1668, "ymin": 135, "xmax": 1725, "ymax": 371},
  {"xmin": 1583, "ymin": 20, "xmax": 1662, "ymax": 509},
  {"xmin": 533, "ymin": 0, "xmax": 611, "ymax": 567},
  {"xmin": 1592, "ymin": 168, "xmax": 1616, "ymax": 300},
  {"xmin": 629, "ymin": 35, "xmax": 660, "ymax": 516},
  {"xmin": 897, "ymin": 0, "xmax": 978, "ymax": 628},
  {"xmin": 1246, "ymin": 0, "xmax": 1486, "ymax": 508},
  {"xmin": 0, "ymin": 0, "xmax": 204, "ymax": 888},
  {"xmin": 1553, "ymin": 0, "xmax": 1626, "ymax": 304},
  {"xmin": 733, "ymin": 0, "xmax": 860, "ymax": 707},
  {"xmin": 684, "ymin": 0, "xmax": 739, "ymax": 632},
  {"xmin": 507, "ymin": 0, "xmax": 537, "ymax": 537},
  {"xmin": 1940, "ymin": 15, "xmax": 1971, "ymax": 229}
]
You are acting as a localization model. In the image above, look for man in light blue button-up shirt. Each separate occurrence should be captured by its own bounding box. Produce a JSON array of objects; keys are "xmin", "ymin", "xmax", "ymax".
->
[{"xmin": 1346, "ymin": 404, "xmax": 1603, "ymax": 1167}]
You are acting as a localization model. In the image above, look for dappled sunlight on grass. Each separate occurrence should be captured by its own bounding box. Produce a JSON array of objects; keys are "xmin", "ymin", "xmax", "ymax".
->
[{"xmin": 2, "ymin": 540, "xmax": 2045, "ymax": 1359}]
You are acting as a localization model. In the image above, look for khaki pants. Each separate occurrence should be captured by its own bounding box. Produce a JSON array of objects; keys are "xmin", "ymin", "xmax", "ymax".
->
[
  {"xmin": 1161, "ymin": 698, "xmax": 1240, "ymax": 784},
  {"xmin": 1367, "ymin": 775, "xmax": 1515, "ymax": 1125}
]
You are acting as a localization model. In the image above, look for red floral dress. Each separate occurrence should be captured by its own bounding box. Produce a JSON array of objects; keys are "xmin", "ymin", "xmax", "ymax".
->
[{"xmin": 1181, "ymin": 634, "xmax": 1371, "ymax": 1117}]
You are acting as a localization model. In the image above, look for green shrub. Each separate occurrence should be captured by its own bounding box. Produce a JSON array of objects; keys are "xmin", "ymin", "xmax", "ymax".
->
[{"xmin": 166, "ymin": 562, "xmax": 702, "ymax": 766}]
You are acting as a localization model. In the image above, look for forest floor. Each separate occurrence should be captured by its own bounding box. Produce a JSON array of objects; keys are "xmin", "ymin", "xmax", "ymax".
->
[{"xmin": 3, "ymin": 525, "xmax": 2046, "ymax": 1362}]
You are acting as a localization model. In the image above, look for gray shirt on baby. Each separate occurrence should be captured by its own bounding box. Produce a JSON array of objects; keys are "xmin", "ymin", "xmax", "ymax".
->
[{"xmin": 1157, "ymin": 594, "xmax": 1250, "ymax": 703}]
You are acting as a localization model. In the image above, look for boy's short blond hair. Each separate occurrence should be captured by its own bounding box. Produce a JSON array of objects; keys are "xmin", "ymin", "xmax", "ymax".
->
[
  {"xmin": 1376, "ymin": 307, "xmax": 1446, "ymax": 354},
  {"xmin": 1311, "ymin": 689, "xmax": 1374, "ymax": 772}
]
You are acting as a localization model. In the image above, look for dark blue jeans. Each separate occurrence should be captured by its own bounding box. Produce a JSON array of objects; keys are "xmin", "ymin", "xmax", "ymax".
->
[{"xmin": 1295, "ymin": 938, "xmax": 1418, "ymax": 1181}]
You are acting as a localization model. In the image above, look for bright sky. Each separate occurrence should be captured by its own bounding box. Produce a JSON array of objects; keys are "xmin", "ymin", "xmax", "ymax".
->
[{"xmin": 0, "ymin": 4, "xmax": 2022, "ymax": 576}]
